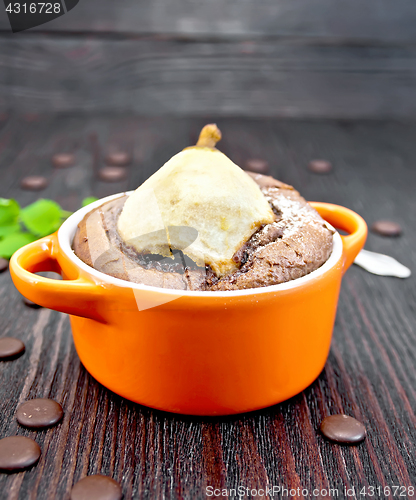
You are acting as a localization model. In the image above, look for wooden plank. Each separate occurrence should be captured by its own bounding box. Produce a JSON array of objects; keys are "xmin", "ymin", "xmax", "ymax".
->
[
  {"xmin": 2, "ymin": 37, "xmax": 416, "ymax": 117},
  {"xmin": 0, "ymin": 116, "xmax": 415, "ymax": 498},
  {"xmin": 1, "ymin": 0, "xmax": 416, "ymax": 43}
]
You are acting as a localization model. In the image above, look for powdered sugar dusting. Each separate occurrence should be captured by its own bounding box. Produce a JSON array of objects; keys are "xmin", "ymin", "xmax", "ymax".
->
[{"xmin": 264, "ymin": 189, "xmax": 320, "ymax": 241}]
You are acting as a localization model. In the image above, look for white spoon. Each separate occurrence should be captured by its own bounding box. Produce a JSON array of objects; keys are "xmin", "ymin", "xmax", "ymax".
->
[{"xmin": 354, "ymin": 249, "xmax": 411, "ymax": 278}]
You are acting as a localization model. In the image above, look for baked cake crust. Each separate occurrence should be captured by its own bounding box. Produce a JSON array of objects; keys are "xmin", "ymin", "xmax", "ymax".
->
[{"xmin": 72, "ymin": 173, "xmax": 333, "ymax": 291}]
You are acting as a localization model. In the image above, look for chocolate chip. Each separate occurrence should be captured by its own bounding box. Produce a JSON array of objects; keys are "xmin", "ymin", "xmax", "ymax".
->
[
  {"xmin": 52, "ymin": 153, "xmax": 75, "ymax": 168},
  {"xmin": 17, "ymin": 399, "xmax": 64, "ymax": 429},
  {"xmin": 371, "ymin": 220, "xmax": 402, "ymax": 237},
  {"xmin": 244, "ymin": 159, "xmax": 270, "ymax": 174},
  {"xmin": 308, "ymin": 160, "xmax": 333, "ymax": 174},
  {"xmin": 0, "ymin": 337, "xmax": 25, "ymax": 360},
  {"xmin": 0, "ymin": 436, "xmax": 41, "ymax": 472},
  {"xmin": 20, "ymin": 176, "xmax": 48, "ymax": 191},
  {"xmin": 22, "ymin": 297, "xmax": 42, "ymax": 308},
  {"xmin": 0, "ymin": 258, "xmax": 9, "ymax": 273},
  {"xmin": 105, "ymin": 151, "xmax": 131, "ymax": 166},
  {"xmin": 98, "ymin": 167, "xmax": 127, "ymax": 183},
  {"xmin": 320, "ymin": 414, "xmax": 366, "ymax": 444},
  {"xmin": 71, "ymin": 475, "xmax": 123, "ymax": 500}
]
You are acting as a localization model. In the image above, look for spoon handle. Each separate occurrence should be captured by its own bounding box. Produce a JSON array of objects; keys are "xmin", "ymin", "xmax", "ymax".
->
[{"xmin": 354, "ymin": 249, "xmax": 411, "ymax": 278}]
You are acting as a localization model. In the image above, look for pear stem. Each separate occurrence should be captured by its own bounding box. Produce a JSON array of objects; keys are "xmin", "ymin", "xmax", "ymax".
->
[{"xmin": 196, "ymin": 124, "xmax": 222, "ymax": 148}]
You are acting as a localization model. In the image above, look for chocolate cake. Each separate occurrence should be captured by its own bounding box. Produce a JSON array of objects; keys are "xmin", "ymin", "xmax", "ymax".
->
[{"xmin": 72, "ymin": 172, "xmax": 333, "ymax": 291}]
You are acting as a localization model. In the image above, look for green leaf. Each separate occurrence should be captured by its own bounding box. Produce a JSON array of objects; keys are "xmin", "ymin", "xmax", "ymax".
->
[
  {"xmin": 20, "ymin": 199, "xmax": 63, "ymax": 237},
  {"xmin": 0, "ymin": 223, "xmax": 21, "ymax": 238},
  {"xmin": 82, "ymin": 197, "xmax": 99, "ymax": 207},
  {"xmin": 60, "ymin": 209, "xmax": 73, "ymax": 220},
  {"xmin": 0, "ymin": 232, "xmax": 37, "ymax": 259},
  {"xmin": 0, "ymin": 198, "xmax": 20, "ymax": 226}
]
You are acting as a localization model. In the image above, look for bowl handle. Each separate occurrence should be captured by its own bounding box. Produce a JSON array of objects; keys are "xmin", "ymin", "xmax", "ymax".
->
[
  {"xmin": 310, "ymin": 202, "xmax": 367, "ymax": 274},
  {"xmin": 10, "ymin": 233, "xmax": 107, "ymax": 322}
]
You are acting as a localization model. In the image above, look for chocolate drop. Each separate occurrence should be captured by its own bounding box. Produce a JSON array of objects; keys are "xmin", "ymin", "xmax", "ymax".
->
[
  {"xmin": 308, "ymin": 159, "xmax": 333, "ymax": 174},
  {"xmin": 52, "ymin": 153, "xmax": 75, "ymax": 168},
  {"xmin": 0, "ymin": 337, "xmax": 25, "ymax": 360},
  {"xmin": 22, "ymin": 297, "xmax": 42, "ymax": 308},
  {"xmin": 371, "ymin": 220, "xmax": 402, "ymax": 237},
  {"xmin": 20, "ymin": 176, "xmax": 48, "ymax": 191},
  {"xmin": 0, "ymin": 258, "xmax": 9, "ymax": 273},
  {"xmin": 17, "ymin": 399, "xmax": 64, "ymax": 428},
  {"xmin": 0, "ymin": 436, "xmax": 41, "ymax": 472},
  {"xmin": 320, "ymin": 414, "xmax": 366, "ymax": 444},
  {"xmin": 71, "ymin": 475, "xmax": 123, "ymax": 500},
  {"xmin": 244, "ymin": 158, "xmax": 270, "ymax": 174},
  {"xmin": 106, "ymin": 151, "xmax": 131, "ymax": 166},
  {"xmin": 98, "ymin": 167, "xmax": 127, "ymax": 183}
]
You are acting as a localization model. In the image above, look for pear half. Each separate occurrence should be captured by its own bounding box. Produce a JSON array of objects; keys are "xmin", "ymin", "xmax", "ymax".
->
[{"xmin": 117, "ymin": 124, "xmax": 275, "ymax": 276}]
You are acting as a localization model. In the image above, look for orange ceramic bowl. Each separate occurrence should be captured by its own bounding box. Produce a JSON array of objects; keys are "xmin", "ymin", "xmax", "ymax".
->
[{"xmin": 10, "ymin": 194, "xmax": 366, "ymax": 415}]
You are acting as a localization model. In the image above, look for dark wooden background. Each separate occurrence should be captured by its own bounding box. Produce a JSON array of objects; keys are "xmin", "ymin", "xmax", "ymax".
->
[
  {"xmin": 0, "ymin": 114, "xmax": 415, "ymax": 499},
  {"xmin": 2, "ymin": 0, "xmax": 416, "ymax": 117},
  {"xmin": 0, "ymin": 1, "xmax": 416, "ymax": 498}
]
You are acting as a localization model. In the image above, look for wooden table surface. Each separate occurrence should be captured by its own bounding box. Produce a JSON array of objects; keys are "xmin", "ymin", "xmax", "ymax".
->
[{"xmin": 0, "ymin": 115, "xmax": 415, "ymax": 499}]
